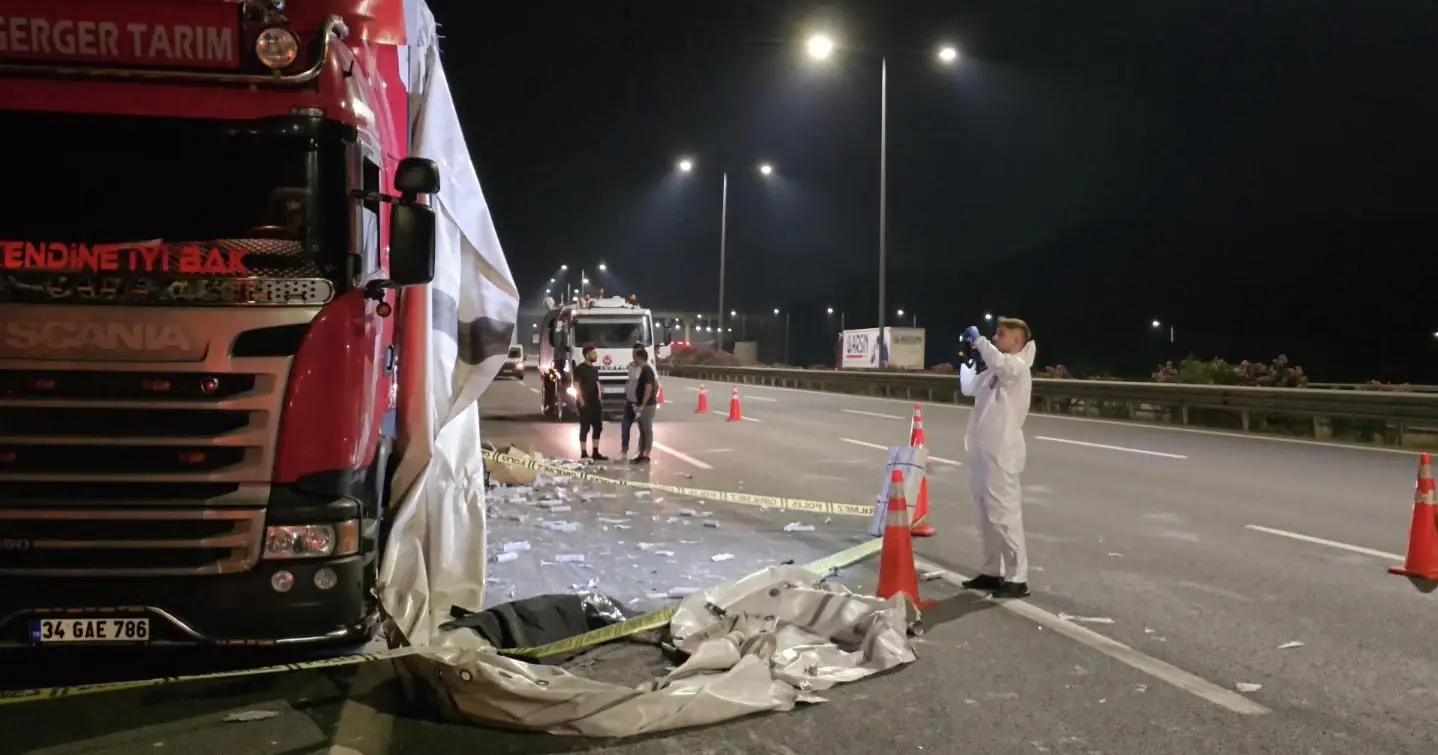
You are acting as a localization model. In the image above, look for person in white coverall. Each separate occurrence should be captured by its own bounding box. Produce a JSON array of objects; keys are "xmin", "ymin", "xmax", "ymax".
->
[{"xmin": 959, "ymin": 317, "xmax": 1037, "ymax": 599}]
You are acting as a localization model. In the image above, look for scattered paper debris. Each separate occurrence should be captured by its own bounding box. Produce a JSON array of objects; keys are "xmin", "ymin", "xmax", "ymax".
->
[
  {"xmin": 1278, "ymin": 641, "xmax": 1304, "ymax": 650},
  {"xmin": 783, "ymin": 522, "xmax": 816, "ymax": 533},
  {"xmin": 554, "ymin": 554, "xmax": 585, "ymax": 563},
  {"xmin": 1057, "ymin": 613, "xmax": 1115, "ymax": 625},
  {"xmin": 702, "ymin": 521, "xmax": 720, "ymax": 529},
  {"xmin": 492, "ymin": 552, "xmax": 519, "ymax": 564},
  {"xmin": 502, "ymin": 541, "xmax": 531, "ymax": 553},
  {"xmin": 920, "ymin": 570, "xmax": 945, "ymax": 581},
  {"xmin": 223, "ymin": 710, "xmax": 280, "ymax": 723},
  {"xmin": 667, "ymin": 587, "xmax": 699, "ymax": 597},
  {"xmin": 711, "ymin": 553, "xmax": 735, "ymax": 562},
  {"xmin": 1107, "ymin": 552, "xmax": 1123, "ymax": 557},
  {"xmin": 1236, "ymin": 682, "xmax": 1262, "ymax": 693}
]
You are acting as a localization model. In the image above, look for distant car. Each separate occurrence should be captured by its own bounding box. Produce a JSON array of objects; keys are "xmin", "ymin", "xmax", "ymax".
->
[{"xmin": 501, "ymin": 345, "xmax": 525, "ymax": 379}]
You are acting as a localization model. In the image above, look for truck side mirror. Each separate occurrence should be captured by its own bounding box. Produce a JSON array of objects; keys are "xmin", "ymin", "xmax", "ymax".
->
[
  {"xmin": 395, "ymin": 157, "xmax": 440, "ymax": 198},
  {"xmin": 389, "ymin": 203, "xmax": 436, "ymax": 286},
  {"xmin": 387, "ymin": 157, "xmax": 439, "ymax": 287}
]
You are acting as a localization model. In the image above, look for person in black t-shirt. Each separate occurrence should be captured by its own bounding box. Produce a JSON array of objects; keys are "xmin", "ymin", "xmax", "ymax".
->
[{"xmin": 572, "ymin": 343, "xmax": 607, "ymax": 460}]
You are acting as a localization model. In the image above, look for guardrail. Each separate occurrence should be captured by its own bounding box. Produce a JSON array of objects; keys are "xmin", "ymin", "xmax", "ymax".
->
[{"xmin": 661, "ymin": 365, "xmax": 1438, "ymax": 449}]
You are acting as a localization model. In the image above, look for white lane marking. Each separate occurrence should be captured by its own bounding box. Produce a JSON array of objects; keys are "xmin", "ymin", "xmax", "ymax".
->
[
  {"xmin": 709, "ymin": 410, "xmax": 763, "ymax": 423},
  {"xmin": 527, "ymin": 386, "xmax": 541, "ymax": 394},
  {"xmin": 703, "ymin": 448, "xmax": 735, "ymax": 453},
  {"xmin": 684, "ymin": 385, "xmax": 777, "ymax": 402},
  {"xmin": 843, "ymin": 408, "xmax": 906, "ymax": 421},
  {"xmin": 652, "ymin": 442, "xmax": 714, "ymax": 470},
  {"xmin": 914, "ymin": 560, "xmax": 1271, "ymax": 716},
  {"xmin": 1244, "ymin": 524, "xmax": 1404, "ymax": 561},
  {"xmin": 1036, "ymin": 436, "xmax": 1188, "ymax": 459},
  {"xmin": 657, "ymin": 376, "xmax": 1415, "ymax": 456},
  {"xmin": 839, "ymin": 437, "xmax": 961, "ymax": 465}
]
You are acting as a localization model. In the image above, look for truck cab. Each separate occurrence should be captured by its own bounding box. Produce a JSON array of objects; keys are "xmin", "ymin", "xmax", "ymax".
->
[
  {"xmin": 538, "ymin": 295, "xmax": 669, "ymax": 419},
  {"xmin": 0, "ymin": 0, "xmax": 443, "ymax": 649}
]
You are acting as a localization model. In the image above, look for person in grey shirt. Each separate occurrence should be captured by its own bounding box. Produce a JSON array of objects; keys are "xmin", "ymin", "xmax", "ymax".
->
[
  {"xmin": 620, "ymin": 342, "xmax": 644, "ymax": 458},
  {"xmin": 629, "ymin": 348, "xmax": 658, "ymax": 464}
]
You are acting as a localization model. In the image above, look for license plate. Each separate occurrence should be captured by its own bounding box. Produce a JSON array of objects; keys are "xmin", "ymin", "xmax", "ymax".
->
[{"xmin": 31, "ymin": 617, "xmax": 150, "ymax": 644}]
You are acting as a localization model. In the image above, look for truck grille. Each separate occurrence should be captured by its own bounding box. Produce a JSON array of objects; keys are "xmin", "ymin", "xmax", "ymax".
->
[
  {"xmin": 0, "ymin": 341, "xmax": 291, "ymax": 575},
  {"xmin": 0, "ymin": 508, "xmax": 264, "ymax": 576},
  {"xmin": 0, "ymin": 369, "xmax": 267, "ymax": 479}
]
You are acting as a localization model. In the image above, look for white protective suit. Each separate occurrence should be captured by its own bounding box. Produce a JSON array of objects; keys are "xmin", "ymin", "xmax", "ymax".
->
[{"xmin": 963, "ymin": 337, "xmax": 1038, "ymax": 584}]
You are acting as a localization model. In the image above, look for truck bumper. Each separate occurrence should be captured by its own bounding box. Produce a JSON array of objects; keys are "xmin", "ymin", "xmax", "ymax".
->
[{"xmin": 0, "ymin": 554, "xmax": 372, "ymax": 648}]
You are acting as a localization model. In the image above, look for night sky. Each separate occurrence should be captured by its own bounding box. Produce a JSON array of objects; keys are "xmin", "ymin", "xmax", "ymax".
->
[{"xmin": 432, "ymin": 0, "xmax": 1436, "ymax": 381}]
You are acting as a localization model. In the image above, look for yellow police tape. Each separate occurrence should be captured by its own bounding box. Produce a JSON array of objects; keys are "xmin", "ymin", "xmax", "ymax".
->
[
  {"xmin": 0, "ymin": 539, "xmax": 884, "ymax": 707},
  {"xmin": 483, "ymin": 449, "xmax": 874, "ymax": 518}
]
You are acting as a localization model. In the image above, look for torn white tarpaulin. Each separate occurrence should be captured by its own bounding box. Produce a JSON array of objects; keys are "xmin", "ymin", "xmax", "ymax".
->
[
  {"xmin": 394, "ymin": 565, "xmax": 918, "ymax": 737},
  {"xmin": 379, "ymin": 0, "xmax": 519, "ymax": 649}
]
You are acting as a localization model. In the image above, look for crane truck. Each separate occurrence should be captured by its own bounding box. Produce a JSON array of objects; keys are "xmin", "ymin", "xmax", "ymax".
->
[
  {"xmin": 538, "ymin": 295, "xmax": 670, "ymax": 420},
  {"xmin": 0, "ymin": 0, "xmax": 452, "ymax": 649}
]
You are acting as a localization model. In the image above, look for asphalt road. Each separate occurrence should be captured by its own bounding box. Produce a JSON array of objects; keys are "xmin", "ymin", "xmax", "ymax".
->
[{"xmin": 4, "ymin": 371, "xmax": 1435, "ymax": 754}]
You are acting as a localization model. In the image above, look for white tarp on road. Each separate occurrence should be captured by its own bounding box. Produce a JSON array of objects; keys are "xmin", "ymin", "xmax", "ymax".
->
[{"xmin": 396, "ymin": 565, "xmax": 918, "ymax": 737}]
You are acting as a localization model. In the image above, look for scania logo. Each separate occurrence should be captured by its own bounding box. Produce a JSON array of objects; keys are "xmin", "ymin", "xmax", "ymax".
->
[
  {"xmin": 0, "ymin": 319, "xmax": 205, "ymax": 361},
  {"xmin": 602, "ymin": 355, "xmax": 613, "ymax": 365},
  {"xmin": 0, "ymin": 538, "xmax": 31, "ymax": 551}
]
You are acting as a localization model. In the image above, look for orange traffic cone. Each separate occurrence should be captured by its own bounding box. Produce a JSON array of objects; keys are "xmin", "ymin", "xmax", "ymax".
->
[
  {"xmin": 695, "ymin": 384, "xmax": 709, "ymax": 413},
  {"xmin": 1390, "ymin": 452, "xmax": 1438, "ymax": 580},
  {"xmin": 876, "ymin": 468, "xmax": 932, "ymax": 608},
  {"xmin": 727, "ymin": 385, "xmax": 743, "ymax": 422},
  {"xmin": 909, "ymin": 403, "xmax": 926, "ymax": 448},
  {"xmin": 911, "ymin": 475, "xmax": 936, "ymax": 537}
]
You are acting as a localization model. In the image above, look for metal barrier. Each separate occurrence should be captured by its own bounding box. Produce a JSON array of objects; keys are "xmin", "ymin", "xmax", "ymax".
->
[{"xmin": 662, "ymin": 365, "xmax": 1438, "ymax": 448}]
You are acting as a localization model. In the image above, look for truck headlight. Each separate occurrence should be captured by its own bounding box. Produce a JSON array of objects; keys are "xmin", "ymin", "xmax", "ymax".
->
[
  {"xmin": 255, "ymin": 27, "xmax": 300, "ymax": 70},
  {"xmin": 565, "ymin": 386, "xmax": 578, "ymax": 398},
  {"xmin": 263, "ymin": 520, "xmax": 360, "ymax": 560}
]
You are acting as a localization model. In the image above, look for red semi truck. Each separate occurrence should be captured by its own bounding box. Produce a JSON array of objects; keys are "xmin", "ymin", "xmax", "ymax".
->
[{"xmin": 0, "ymin": 0, "xmax": 443, "ymax": 648}]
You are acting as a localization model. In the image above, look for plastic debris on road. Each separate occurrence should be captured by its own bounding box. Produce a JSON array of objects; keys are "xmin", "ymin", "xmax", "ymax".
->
[{"xmin": 480, "ymin": 450, "xmax": 843, "ymax": 614}]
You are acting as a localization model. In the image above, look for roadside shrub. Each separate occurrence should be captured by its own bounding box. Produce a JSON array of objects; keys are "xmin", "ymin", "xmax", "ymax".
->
[
  {"xmin": 1035, "ymin": 364, "xmax": 1072, "ymax": 380},
  {"xmin": 662, "ymin": 346, "xmax": 740, "ymax": 367},
  {"xmin": 1151, "ymin": 355, "xmax": 1308, "ymax": 388}
]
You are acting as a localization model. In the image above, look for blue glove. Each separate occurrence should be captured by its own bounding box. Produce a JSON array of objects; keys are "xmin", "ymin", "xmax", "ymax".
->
[{"xmin": 962, "ymin": 325, "xmax": 981, "ymax": 344}]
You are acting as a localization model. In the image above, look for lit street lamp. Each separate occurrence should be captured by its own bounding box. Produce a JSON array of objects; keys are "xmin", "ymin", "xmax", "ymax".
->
[
  {"xmin": 827, "ymin": 306, "xmax": 846, "ymax": 331},
  {"xmin": 597, "ymin": 262, "xmax": 607, "ymax": 272},
  {"xmin": 897, "ymin": 308, "xmax": 916, "ymax": 327},
  {"xmin": 806, "ymin": 33, "xmax": 960, "ymax": 331},
  {"xmin": 774, "ymin": 308, "xmax": 791, "ymax": 364},
  {"xmin": 675, "ymin": 156, "xmax": 776, "ymax": 351},
  {"xmin": 1152, "ymin": 319, "xmax": 1175, "ymax": 344}
]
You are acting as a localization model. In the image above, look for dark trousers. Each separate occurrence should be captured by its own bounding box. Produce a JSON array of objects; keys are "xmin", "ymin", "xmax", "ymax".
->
[
  {"xmin": 578, "ymin": 402, "xmax": 603, "ymax": 445},
  {"xmin": 620, "ymin": 403, "xmax": 636, "ymax": 452}
]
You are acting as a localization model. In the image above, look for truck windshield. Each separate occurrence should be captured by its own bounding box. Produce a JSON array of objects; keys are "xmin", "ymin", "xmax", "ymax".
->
[
  {"xmin": 574, "ymin": 320, "xmax": 649, "ymax": 348},
  {"xmin": 0, "ymin": 111, "xmax": 345, "ymax": 282}
]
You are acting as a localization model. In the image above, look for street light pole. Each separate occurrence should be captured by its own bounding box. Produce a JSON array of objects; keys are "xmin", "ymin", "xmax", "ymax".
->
[
  {"xmin": 784, "ymin": 312, "xmax": 791, "ymax": 364},
  {"xmin": 878, "ymin": 56, "xmax": 889, "ymax": 332},
  {"xmin": 718, "ymin": 171, "xmax": 729, "ymax": 352}
]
